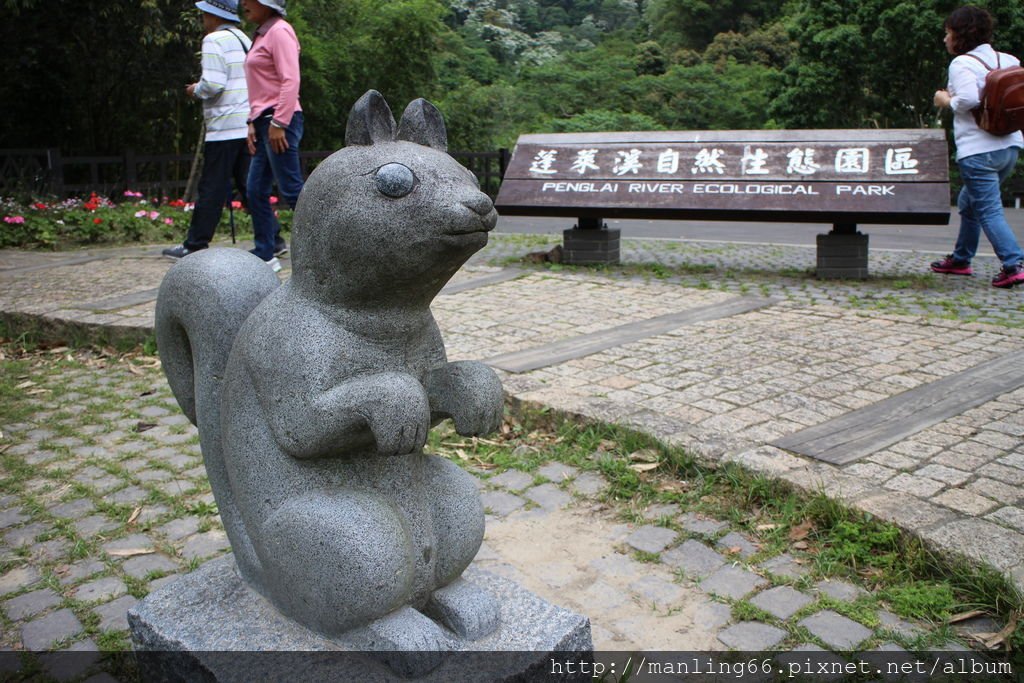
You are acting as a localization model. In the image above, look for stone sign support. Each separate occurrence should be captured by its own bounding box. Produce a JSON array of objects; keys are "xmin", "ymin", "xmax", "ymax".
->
[
  {"xmin": 817, "ymin": 222, "xmax": 869, "ymax": 279},
  {"xmin": 564, "ymin": 216, "xmax": 620, "ymax": 265}
]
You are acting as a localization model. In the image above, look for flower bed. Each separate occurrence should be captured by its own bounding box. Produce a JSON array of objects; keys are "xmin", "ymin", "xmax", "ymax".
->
[{"xmin": 0, "ymin": 191, "xmax": 290, "ymax": 250}]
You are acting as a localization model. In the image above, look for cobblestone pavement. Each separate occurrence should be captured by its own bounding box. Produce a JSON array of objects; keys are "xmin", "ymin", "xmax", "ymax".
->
[
  {"xmin": 0, "ymin": 356, "xmax": 977, "ymax": 672},
  {"xmin": 0, "ymin": 234, "xmax": 1022, "ymax": 670}
]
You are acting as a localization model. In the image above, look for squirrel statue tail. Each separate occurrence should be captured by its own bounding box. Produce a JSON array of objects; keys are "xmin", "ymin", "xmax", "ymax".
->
[{"xmin": 155, "ymin": 249, "xmax": 280, "ymax": 575}]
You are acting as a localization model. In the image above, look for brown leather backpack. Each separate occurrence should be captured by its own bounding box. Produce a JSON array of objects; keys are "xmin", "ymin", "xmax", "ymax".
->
[{"xmin": 967, "ymin": 52, "xmax": 1024, "ymax": 136}]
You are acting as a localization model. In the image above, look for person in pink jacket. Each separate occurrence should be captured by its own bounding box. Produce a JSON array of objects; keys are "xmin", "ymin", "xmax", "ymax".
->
[{"xmin": 241, "ymin": 0, "xmax": 303, "ymax": 272}]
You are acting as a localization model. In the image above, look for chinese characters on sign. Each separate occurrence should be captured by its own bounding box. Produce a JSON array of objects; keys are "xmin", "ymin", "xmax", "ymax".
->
[{"xmin": 527, "ymin": 146, "xmax": 920, "ymax": 177}]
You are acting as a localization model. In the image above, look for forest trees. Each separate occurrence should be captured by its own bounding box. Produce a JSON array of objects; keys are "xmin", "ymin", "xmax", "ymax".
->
[{"xmin": 7, "ymin": 0, "xmax": 1024, "ymax": 156}]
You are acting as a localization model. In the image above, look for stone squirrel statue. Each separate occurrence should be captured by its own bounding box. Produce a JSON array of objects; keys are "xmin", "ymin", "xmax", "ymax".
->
[{"xmin": 155, "ymin": 90, "xmax": 504, "ymax": 667}]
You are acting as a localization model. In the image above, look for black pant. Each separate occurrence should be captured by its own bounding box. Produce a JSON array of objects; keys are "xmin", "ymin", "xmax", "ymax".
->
[{"xmin": 184, "ymin": 138, "xmax": 250, "ymax": 250}]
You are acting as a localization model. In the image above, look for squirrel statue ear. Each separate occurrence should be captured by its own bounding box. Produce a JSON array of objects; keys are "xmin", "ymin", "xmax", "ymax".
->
[
  {"xmin": 397, "ymin": 99, "xmax": 448, "ymax": 152},
  {"xmin": 345, "ymin": 90, "xmax": 397, "ymax": 146}
]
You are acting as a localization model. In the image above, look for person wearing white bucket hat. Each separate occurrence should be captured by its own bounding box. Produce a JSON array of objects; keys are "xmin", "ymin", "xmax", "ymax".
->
[
  {"xmin": 162, "ymin": 0, "xmax": 252, "ymax": 260},
  {"xmin": 241, "ymin": 0, "xmax": 303, "ymax": 272}
]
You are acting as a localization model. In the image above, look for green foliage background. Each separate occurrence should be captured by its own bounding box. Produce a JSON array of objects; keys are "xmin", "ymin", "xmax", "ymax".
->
[{"xmin": 5, "ymin": 0, "xmax": 1024, "ymax": 154}]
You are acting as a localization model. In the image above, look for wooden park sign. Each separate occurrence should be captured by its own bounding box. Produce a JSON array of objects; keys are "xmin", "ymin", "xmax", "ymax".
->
[{"xmin": 494, "ymin": 129, "xmax": 951, "ymax": 278}]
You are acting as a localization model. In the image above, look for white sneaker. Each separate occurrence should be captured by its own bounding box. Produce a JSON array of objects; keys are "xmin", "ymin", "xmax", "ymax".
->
[{"xmin": 267, "ymin": 257, "xmax": 282, "ymax": 273}]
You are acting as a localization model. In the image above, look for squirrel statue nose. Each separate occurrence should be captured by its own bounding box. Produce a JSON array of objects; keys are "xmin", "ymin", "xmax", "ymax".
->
[{"xmin": 463, "ymin": 192, "xmax": 494, "ymax": 216}]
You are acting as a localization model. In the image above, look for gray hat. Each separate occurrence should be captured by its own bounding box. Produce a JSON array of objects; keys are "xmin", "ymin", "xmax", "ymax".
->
[
  {"xmin": 195, "ymin": 0, "xmax": 240, "ymax": 22},
  {"xmin": 256, "ymin": 0, "xmax": 287, "ymax": 16}
]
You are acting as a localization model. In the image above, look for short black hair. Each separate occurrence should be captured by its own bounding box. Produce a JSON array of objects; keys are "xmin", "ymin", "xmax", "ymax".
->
[{"xmin": 945, "ymin": 6, "xmax": 994, "ymax": 54}]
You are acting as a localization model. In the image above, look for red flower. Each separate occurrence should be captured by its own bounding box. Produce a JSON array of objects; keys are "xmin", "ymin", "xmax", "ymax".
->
[
  {"xmin": 231, "ymin": 200, "xmax": 242, "ymax": 209},
  {"xmin": 269, "ymin": 196, "xmax": 279, "ymax": 205},
  {"xmin": 93, "ymin": 218, "xmax": 103, "ymax": 224},
  {"xmin": 33, "ymin": 202, "xmax": 47, "ymax": 210}
]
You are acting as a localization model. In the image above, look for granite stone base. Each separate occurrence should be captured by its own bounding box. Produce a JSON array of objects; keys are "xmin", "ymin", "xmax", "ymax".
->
[
  {"xmin": 816, "ymin": 230, "xmax": 869, "ymax": 279},
  {"xmin": 128, "ymin": 556, "xmax": 592, "ymax": 683},
  {"xmin": 563, "ymin": 225, "xmax": 620, "ymax": 265}
]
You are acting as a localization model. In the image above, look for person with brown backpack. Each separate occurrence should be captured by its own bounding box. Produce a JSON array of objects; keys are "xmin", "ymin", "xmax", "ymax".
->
[{"xmin": 932, "ymin": 5, "xmax": 1024, "ymax": 288}]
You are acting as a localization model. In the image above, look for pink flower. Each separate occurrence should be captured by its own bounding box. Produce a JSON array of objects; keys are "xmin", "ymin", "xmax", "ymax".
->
[
  {"xmin": 269, "ymin": 196, "xmax": 279, "ymax": 205},
  {"xmin": 134, "ymin": 210, "xmax": 147, "ymax": 218},
  {"xmin": 163, "ymin": 218, "xmax": 174, "ymax": 225},
  {"xmin": 3, "ymin": 215, "xmax": 25, "ymax": 224},
  {"xmin": 148, "ymin": 211, "xmax": 160, "ymax": 220},
  {"xmin": 231, "ymin": 200, "xmax": 242, "ymax": 209},
  {"xmin": 123, "ymin": 190, "xmax": 143, "ymax": 198}
]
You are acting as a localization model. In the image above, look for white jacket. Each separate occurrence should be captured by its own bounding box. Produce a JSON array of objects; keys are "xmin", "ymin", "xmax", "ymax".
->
[
  {"xmin": 947, "ymin": 43, "xmax": 1024, "ymax": 160},
  {"xmin": 194, "ymin": 26, "xmax": 252, "ymax": 142}
]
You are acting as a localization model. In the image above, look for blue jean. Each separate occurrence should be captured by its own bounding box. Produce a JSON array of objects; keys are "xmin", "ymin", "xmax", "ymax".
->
[
  {"xmin": 952, "ymin": 146, "xmax": 1023, "ymax": 268},
  {"xmin": 247, "ymin": 112, "xmax": 304, "ymax": 261}
]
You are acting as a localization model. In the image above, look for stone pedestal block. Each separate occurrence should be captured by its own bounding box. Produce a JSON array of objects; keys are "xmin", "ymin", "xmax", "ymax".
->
[
  {"xmin": 563, "ymin": 225, "xmax": 620, "ymax": 266},
  {"xmin": 816, "ymin": 230, "xmax": 868, "ymax": 279},
  {"xmin": 129, "ymin": 556, "xmax": 592, "ymax": 683}
]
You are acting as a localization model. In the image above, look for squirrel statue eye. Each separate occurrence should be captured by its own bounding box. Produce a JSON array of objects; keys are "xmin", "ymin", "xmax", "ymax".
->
[{"xmin": 375, "ymin": 163, "xmax": 416, "ymax": 198}]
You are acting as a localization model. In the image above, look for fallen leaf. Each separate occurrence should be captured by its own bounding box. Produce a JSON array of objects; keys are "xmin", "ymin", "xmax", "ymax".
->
[
  {"xmin": 788, "ymin": 520, "xmax": 814, "ymax": 541},
  {"xmin": 598, "ymin": 439, "xmax": 616, "ymax": 452},
  {"xmin": 628, "ymin": 449, "xmax": 660, "ymax": 463},
  {"xmin": 472, "ymin": 459, "xmax": 497, "ymax": 470},
  {"xmin": 14, "ymin": 380, "xmax": 36, "ymax": 390},
  {"xmin": 628, "ymin": 462, "xmax": 659, "ymax": 473},
  {"xmin": 46, "ymin": 347, "xmax": 69, "ymax": 354},
  {"xmin": 725, "ymin": 546, "xmax": 742, "ymax": 555},
  {"xmin": 756, "ymin": 523, "xmax": 779, "ymax": 532},
  {"xmin": 107, "ymin": 548, "xmax": 153, "ymax": 558},
  {"xmin": 656, "ymin": 481, "xmax": 690, "ymax": 494},
  {"xmin": 26, "ymin": 389, "xmax": 50, "ymax": 396},
  {"xmin": 127, "ymin": 507, "xmax": 143, "ymax": 525},
  {"xmin": 134, "ymin": 422, "xmax": 157, "ymax": 433},
  {"xmin": 983, "ymin": 615, "xmax": 1017, "ymax": 650},
  {"xmin": 127, "ymin": 364, "xmax": 144, "ymax": 376},
  {"xmin": 791, "ymin": 541, "xmax": 809, "ymax": 550},
  {"xmin": 947, "ymin": 609, "xmax": 987, "ymax": 624},
  {"xmin": 0, "ymin": 444, "xmax": 9, "ymax": 455},
  {"xmin": 455, "ymin": 448, "xmax": 469, "ymax": 461}
]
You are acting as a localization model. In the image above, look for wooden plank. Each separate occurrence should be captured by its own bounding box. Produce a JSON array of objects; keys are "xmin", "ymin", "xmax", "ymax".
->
[
  {"xmin": 495, "ymin": 129, "xmax": 951, "ymax": 225},
  {"xmin": 495, "ymin": 178, "xmax": 950, "ymax": 224},
  {"xmin": 772, "ymin": 350, "xmax": 1024, "ymax": 465},
  {"xmin": 503, "ymin": 138, "xmax": 948, "ymax": 183},
  {"xmin": 440, "ymin": 269, "xmax": 523, "ymax": 295},
  {"xmin": 514, "ymin": 129, "xmax": 946, "ymax": 146},
  {"xmin": 485, "ymin": 296, "xmax": 774, "ymax": 373}
]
